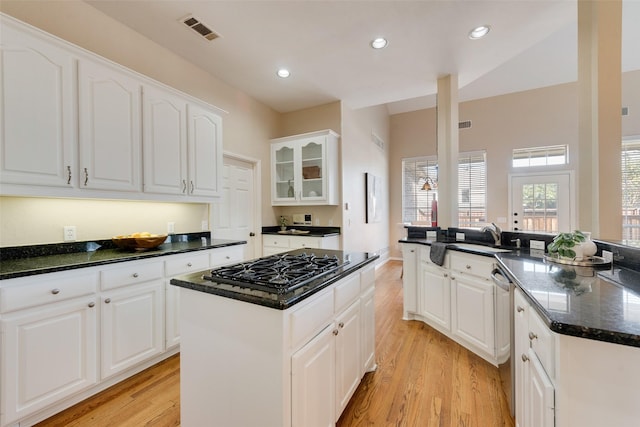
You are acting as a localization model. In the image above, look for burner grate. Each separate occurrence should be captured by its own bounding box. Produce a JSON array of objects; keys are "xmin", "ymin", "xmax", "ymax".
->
[{"xmin": 203, "ymin": 253, "xmax": 347, "ymax": 294}]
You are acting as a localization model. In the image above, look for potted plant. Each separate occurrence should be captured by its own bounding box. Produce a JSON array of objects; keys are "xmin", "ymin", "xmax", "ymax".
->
[
  {"xmin": 547, "ymin": 230, "xmax": 590, "ymax": 260},
  {"xmin": 279, "ymin": 216, "xmax": 288, "ymax": 231}
]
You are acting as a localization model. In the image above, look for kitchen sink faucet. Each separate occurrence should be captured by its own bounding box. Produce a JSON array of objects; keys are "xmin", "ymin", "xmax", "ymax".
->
[{"xmin": 481, "ymin": 223, "xmax": 502, "ymax": 246}]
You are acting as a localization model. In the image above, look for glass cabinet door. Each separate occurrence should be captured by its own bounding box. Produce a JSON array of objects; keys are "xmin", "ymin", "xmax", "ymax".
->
[
  {"xmin": 274, "ymin": 144, "xmax": 296, "ymax": 200},
  {"xmin": 300, "ymin": 141, "xmax": 324, "ymax": 201}
]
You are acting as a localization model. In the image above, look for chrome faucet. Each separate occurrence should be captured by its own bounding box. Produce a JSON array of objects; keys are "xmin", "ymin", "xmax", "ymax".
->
[{"xmin": 481, "ymin": 222, "xmax": 502, "ymax": 246}]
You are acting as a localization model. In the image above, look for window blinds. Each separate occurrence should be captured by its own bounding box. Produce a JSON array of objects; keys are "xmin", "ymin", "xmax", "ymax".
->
[
  {"xmin": 402, "ymin": 156, "xmax": 438, "ymax": 223},
  {"xmin": 622, "ymin": 140, "xmax": 640, "ymax": 241},
  {"xmin": 458, "ymin": 151, "xmax": 487, "ymax": 228}
]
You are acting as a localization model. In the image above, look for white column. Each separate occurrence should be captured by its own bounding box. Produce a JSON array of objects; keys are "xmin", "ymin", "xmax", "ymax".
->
[
  {"xmin": 577, "ymin": 0, "xmax": 622, "ymax": 239},
  {"xmin": 436, "ymin": 74, "xmax": 459, "ymax": 228}
]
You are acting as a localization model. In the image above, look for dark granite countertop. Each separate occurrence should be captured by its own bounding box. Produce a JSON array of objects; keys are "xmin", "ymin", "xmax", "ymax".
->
[
  {"xmin": 0, "ymin": 232, "xmax": 246, "ymax": 280},
  {"xmin": 170, "ymin": 249, "xmax": 378, "ymax": 310},
  {"xmin": 399, "ymin": 238, "xmax": 514, "ymax": 258},
  {"xmin": 262, "ymin": 226, "xmax": 340, "ymax": 237},
  {"xmin": 496, "ymin": 250, "xmax": 640, "ymax": 348}
]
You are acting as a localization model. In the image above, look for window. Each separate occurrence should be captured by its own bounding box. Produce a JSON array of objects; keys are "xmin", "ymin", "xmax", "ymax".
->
[
  {"xmin": 402, "ymin": 151, "xmax": 487, "ymax": 228},
  {"xmin": 458, "ymin": 151, "xmax": 487, "ymax": 228},
  {"xmin": 513, "ymin": 145, "xmax": 568, "ymax": 168},
  {"xmin": 402, "ymin": 156, "xmax": 438, "ymax": 224},
  {"xmin": 622, "ymin": 139, "xmax": 640, "ymax": 241}
]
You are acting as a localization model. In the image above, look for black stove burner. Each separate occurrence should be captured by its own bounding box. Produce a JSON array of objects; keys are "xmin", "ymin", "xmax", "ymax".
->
[{"xmin": 202, "ymin": 252, "xmax": 347, "ymax": 294}]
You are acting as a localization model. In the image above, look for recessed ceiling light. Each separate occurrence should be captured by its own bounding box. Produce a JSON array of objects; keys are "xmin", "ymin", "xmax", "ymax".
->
[
  {"xmin": 468, "ymin": 25, "xmax": 490, "ymax": 40},
  {"xmin": 371, "ymin": 37, "xmax": 388, "ymax": 49},
  {"xmin": 277, "ymin": 68, "xmax": 290, "ymax": 78}
]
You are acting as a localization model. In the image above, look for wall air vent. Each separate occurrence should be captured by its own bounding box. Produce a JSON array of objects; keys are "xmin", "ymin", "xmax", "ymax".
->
[
  {"xmin": 622, "ymin": 107, "xmax": 629, "ymax": 116},
  {"xmin": 458, "ymin": 120, "xmax": 472, "ymax": 129},
  {"xmin": 181, "ymin": 15, "xmax": 219, "ymax": 41},
  {"xmin": 371, "ymin": 131, "xmax": 385, "ymax": 150}
]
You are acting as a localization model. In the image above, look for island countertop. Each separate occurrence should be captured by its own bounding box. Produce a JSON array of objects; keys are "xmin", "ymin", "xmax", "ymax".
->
[{"xmin": 170, "ymin": 249, "xmax": 379, "ymax": 310}]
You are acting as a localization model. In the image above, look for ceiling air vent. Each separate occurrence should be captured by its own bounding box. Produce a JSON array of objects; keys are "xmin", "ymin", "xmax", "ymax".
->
[
  {"xmin": 458, "ymin": 120, "xmax": 472, "ymax": 129},
  {"xmin": 181, "ymin": 15, "xmax": 219, "ymax": 41}
]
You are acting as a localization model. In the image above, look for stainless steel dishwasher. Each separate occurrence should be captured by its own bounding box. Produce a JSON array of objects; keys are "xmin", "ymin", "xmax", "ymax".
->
[{"xmin": 492, "ymin": 266, "xmax": 514, "ymax": 418}]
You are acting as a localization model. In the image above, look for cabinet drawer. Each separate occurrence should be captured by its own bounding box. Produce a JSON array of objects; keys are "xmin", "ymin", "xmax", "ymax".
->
[
  {"xmin": 165, "ymin": 252, "xmax": 210, "ymax": 277},
  {"xmin": 0, "ymin": 271, "xmax": 98, "ymax": 313},
  {"xmin": 263, "ymin": 235, "xmax": 290, "ymax": 248},
  {"xmin": 210, "ymin": 245, "xmax": 244, "ymax": 267},
  {"xmin": 101, "ymin": 260, "xmax": 163, "ymax": 291},
  {"xmin": 334, "ymin": 274, "xmax": 361, "ymax": 314},
  {"xmin": 289, "ymin": 236, "xmax": 321, "ymax": 249},
  {"xmin": 360, "ymin": 264, "xmax": 375, "ymax": 292},
  {"xmin": 290, "ymin": 290, "xmax": 333, "ymax": 350},
  {"xmin": 450, "ymin": 252, "xmax": 494, "ymax": 279},
  {"xmin": 528, "ymin": 307, "xmax": 555, "ymax": 379}
]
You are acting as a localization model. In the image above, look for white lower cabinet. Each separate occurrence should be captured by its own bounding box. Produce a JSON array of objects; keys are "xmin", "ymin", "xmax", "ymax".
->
[
  {"xmin": 525, "ymin": 348, "xmax": 554, "ymax": 427},
  {"xmin": 100, "ymin": 281, "xmax": 164, "ymax": 379},
  {"xmin": 1, "ymin": 296, "xmax": 98, "ymax": 426},
  {"xmin": 403, "ymin": 244, "xmax": 503, "ymax": 366},
  {"xmin": 335, "ymin": 300, "xmax": 362, "ymax": 417},
  {"xmin": 0, "ymin": 245, "xmax": 245, "ymax": 427}
]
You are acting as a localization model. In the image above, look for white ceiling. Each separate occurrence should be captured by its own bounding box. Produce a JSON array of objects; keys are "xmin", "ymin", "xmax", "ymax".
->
[{"xmin": 86, "ymin": 0, "xmax": 640, "ymax": 115}]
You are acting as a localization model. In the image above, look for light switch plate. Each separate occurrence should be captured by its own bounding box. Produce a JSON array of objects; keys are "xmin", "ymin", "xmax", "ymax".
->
[
  {"xmin": 456, "ymin": 232, "xmax": 465, "ymax": 241},
  {"xmin": 602, "ymin": 250, "xmax": 613, "ymax": 262},
  {"xmin": 530, "ymin": 240, "xmax": 546, "ymax": 250}
]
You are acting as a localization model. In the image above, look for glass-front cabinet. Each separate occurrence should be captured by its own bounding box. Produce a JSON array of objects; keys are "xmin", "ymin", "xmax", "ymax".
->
[{"xmin": 271, "ymin": 130, "xmax": 339, "ymax": 206}]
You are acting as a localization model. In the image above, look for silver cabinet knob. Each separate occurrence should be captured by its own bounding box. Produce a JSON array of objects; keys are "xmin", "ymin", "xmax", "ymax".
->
[
  {"xmin": 410, "ymin": 249, "xmax": 415, "ymax": 253},
  {"xmin": 466, "ymin": 265, "xmax": 472, "ymax": 269},
  {"xmin": 105, "ymin": 298, "xmax": 111, "ymax": 304},
  {"xmin": 339, "ymin": 322, "xmax": 345, "ymax": 328},
  {"xmin": 529, "ymin": 332, "xmax": 538, "ymax": 340},
  {"xmin": 521, "ymin": 354, "xmax": 529, "ymax": 362},
  {"xmin": 333, "ymin": 329, "xmax": 339, "ymax": 336},
  {"xmin": 444, "ymin": 273, "xmax": 448, "ymax": 278},
  {"xmin": 88, "ymin": 302, "xmax": 95, "ymax": 308},
  {"xmin": 226, "ymin": 256, "xmax": 230, "ymax": 259},
  {"xmin": 51, "ymin": 288, "xmax": 60, "ymax": 295},
  {"xmin": 133, "ymin": 273, "xmax": 139, "ymax": 278},
  {"xmin": 187, "ymin": 262, "xmax": 193, "ymax": 267},
  {"xmin": 517, "ymin": 306, "xmax": 524, "ymax": 313}
]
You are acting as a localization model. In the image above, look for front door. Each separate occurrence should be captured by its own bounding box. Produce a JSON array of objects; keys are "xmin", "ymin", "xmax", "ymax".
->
[
  {"xmin": 509, "ymin": 172, "xmax": 574, "ymax": 233},
  {"xmin": 211, "ymin": 155, "xmax": 257, "ymax": 260}
]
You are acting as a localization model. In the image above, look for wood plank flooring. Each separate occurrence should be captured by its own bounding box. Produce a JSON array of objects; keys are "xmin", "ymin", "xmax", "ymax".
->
[{"xmin": 36, "ymin": 260, "xmax": 513, "ymax": 427}]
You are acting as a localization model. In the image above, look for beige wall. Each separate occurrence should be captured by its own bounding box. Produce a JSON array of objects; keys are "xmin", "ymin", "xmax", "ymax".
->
[
  {"xmin": 0, "ymin": 1, "xmax": 281, "ymax": 246},
  {"xmin": 341, "ymin": 104, "xmax": 390, "ymax": 257}
]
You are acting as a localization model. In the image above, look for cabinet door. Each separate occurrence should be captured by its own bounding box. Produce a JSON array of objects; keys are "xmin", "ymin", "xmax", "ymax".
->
[
  {"xmin": 514, "ymin": 289, "xmax": 530, "ymax": 427},
  {"xmin": 187, "ymin": 103, "xmax": 223, "ymax": 197},
  {"xmin": 78, "ymin": 59, "xmax": 142, "ymax": 192},
  {"xmin": 142, "ymin": 85, "xmax": 188, "ymax": 195},
  {"xmin": 451, "ymin": 274, "xmax": 495, "ymax": 357},
  {"xmin": 101, "ymin": 282, "xmax": 164, "ymax": 379},
  {"xmin": 271, "ymin": 141, "xmax": 297, "ymax": 203},
  {"xmin": 360, "ymin": 286, "xmax": 376, "ymax": 373},
  {"xmin": 1, "ymin": 298, "xmax": 97, "ymax": 425},
  {"xmin": 0, "ymin": 23, "xmax": 75, "ymax": 188},
  {"xmin": 299, "ymin": 138, "xmax": 326, "ymax": 203},
  {"xmin": 335, "ymin": 301, "xmax": 361, "ymax": 418},
  {"xmin": 525, "ymin": 348, "xmax": 554, "ymax": 427},
  {"xmin": 402, "ymin": 245, "xmax": 418, "ymax": 315},
  {"xmin": 291, "ymin": 325, "xmax": 335, "ymax": 427},
  {"xmin": 419, "ymin": 264, "xmax": 451, "ymax": 331}
]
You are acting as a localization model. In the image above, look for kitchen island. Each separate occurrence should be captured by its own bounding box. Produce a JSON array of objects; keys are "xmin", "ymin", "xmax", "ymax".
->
[{"xmin": 170, "ymin": 249, "xmax": 378, "ymax": 427}]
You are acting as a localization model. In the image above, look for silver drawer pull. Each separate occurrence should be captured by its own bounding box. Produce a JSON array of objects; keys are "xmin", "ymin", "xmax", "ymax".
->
[
  {"xmin": 466, "ymin": 265, "xmax": 472, "ymax": 269},
  {"xmin": 88, "ymin": 302, "xmax": 95, "ymax": 308},
  {"xmin": 521, "ymin": 354, "xmax": 529, "ymax": 362},
  {"xmin": 133, "ymin": 273, "xmax": 139, "ymax": 278},
  {"xmin": 105, "ymin": 298, "xmax": 111, "ymax": 304},
  {"xmin": 517, "ymin": 306, "xmax": 524, "ymax": 313},
  {"xmin": 226, "ymin": 256, "xmax": 230, "ymax": 259},
  {"xmin": 51, "ymin": 288, "xmax": 60, "ymax": 295},
  {"xmin": 529, "ymin": 332, "xmax": 538, "ymax": 340},
  {"xmin": 187, "ymin": 262, "xmax": 193, "ymax": 267}
]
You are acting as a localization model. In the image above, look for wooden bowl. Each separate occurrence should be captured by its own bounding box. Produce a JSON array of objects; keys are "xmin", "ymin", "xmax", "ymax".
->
[{"xmin": 112, "ymin": 235, "xmax": 167, "ymax": 251}]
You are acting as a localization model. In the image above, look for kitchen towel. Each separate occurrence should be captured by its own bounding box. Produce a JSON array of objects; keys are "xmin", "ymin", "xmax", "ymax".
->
[{"xmin": 429, "ymin": 242, "xmax": 448, "ymax": 266}]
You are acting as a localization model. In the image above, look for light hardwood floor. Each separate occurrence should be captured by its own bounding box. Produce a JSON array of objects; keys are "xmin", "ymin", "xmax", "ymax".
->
[{"xmin": 36, "ymin": 260, "xmax": 513, "ymax": 427}]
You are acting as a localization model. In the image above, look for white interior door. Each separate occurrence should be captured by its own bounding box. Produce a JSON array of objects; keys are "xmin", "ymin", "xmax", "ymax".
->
[
  {"xmin": 211, "ymin": 155, "xmax": 257, "ymax": 260},
  {"xmin": 510, "ymin": 172, "xmax": 574, "ymax": 233}
]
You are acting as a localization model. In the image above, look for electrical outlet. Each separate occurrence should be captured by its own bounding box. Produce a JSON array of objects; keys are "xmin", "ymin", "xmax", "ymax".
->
[
  {"xmin": 63, "ymin": 226, "xmax": 76, "ymax": 242},
  {"xmin": 456, "ymin": 232, "xmax": 465, "ymax": 241},
  {"xmin": 167, "ymin": 222, "xmax": 175, "ymax": 234},
  {"xmin": 602, "ymin": 250, "xmax": 613, "ymax": 262},
  {"xmin": 426, "ymin": 231, "xmax": 437, "ymax": 240},
  {"xmin": 201, "ymin": 220, "xmax": 208, "ymax": 231}
]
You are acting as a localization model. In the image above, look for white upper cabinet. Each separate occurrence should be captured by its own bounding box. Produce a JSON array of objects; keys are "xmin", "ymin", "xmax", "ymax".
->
[
  {"xmin": 0, "ymin": 20, "xmax": 76, "ymax": 188},
  {"xmin": 142, "ymin": 85, "xmax": 188, "ymax": 195},
  {"xmin": 271, "ymin": 129, "xmax": 339, "ymax": 206},
  {"xmin": 78, "ymin": 58, "xmax": 142, "ymax": 192},
  {"xmin": 187, "ymin": 103, "xmax": 223, "ymax": 198}
]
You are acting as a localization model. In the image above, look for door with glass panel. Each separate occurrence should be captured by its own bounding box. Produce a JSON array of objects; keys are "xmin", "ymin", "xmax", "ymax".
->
[{"xmin": 510, "ymin": 173, "xmax": 573, "ymax": 233}]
